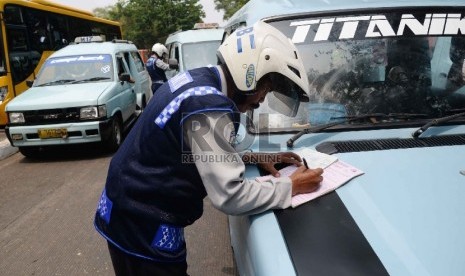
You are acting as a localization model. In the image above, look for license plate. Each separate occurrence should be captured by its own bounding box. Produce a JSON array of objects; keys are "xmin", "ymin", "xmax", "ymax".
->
[{"xmin": 38, "ymin": 128, "xmax": 68, "ymax": 139}]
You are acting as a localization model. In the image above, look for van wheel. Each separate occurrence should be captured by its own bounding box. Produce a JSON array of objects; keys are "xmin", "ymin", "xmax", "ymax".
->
[
  {"xmin": 19, "ymin": 146, "xmax": 40, "ymax": 158},
  {"xmin": 104, "ymin": 117, "xmax": 123, "ymax": 152}
]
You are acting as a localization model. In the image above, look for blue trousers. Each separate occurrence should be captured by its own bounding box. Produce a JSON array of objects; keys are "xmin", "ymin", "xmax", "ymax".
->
[{"xmin": 107, "ymin": 242, "xmax": 189, "ymax": 276}]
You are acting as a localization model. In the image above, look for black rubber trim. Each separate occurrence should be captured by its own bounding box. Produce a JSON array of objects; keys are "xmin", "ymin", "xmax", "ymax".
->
[
  {"xmin": 274, "ymin": 192, "xmax": 389, "ymax": 276},
  {"xmin": 316, "ymin": 134, "xmax": 465, "ymax": 154}
]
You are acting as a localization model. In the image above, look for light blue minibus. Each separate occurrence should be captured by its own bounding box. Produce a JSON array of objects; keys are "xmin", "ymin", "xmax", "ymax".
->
[
  {"xmin": 224, "ymin": 0, "xmax": 465, "ymax": 275},
  {"xmin": 165, "ymin": 23, "xmax": 224, "ymax": 79}
]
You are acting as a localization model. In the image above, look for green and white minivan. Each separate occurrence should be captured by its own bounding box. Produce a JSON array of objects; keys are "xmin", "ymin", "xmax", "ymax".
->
[{"xmin": 5, "ymin": 36, "xmax": 151, "ymax": 157}]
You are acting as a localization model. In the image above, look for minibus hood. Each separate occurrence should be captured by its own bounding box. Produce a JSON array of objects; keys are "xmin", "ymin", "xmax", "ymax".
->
[{"xmin": 6, "ymin": 82, "xmax": 113, "ymax": 110}]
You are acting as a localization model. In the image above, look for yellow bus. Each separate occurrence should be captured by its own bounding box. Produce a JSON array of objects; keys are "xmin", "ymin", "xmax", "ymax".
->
[{"xmin": 0, "ymin": 0, "xmax": 122, "ymax": 126}]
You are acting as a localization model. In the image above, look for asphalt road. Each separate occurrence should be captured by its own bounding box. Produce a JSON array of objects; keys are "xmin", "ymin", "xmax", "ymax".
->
[
  {"xmin": 0, "ymin": 128, "xmax": 18, "ymax": 160},
  {"xmin": 0, "ymin": 140, "xmax": 237, "ymax": 276}
]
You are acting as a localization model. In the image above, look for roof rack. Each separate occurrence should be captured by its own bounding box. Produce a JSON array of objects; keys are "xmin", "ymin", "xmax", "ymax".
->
[
  {"xmin": 193, "ymin": 23, "xmax": 220, "ymax": 29},
  {"xmin": 112, "ymin": 39, "xmax": 134, "ymax": 44},
  {"xmin": 74, "ymin": 36, "xmax": 104, "ymax": 43}
]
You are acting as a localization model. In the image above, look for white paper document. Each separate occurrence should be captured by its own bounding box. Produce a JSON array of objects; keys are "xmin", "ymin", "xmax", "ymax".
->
[
  {"xmin": 296, "ymin": 148, "xmax": 338, "ymax": 169},
  {"xmin": 255, "ymin": 148, "xmax": 338, "ymax": 183},
  {"xmin": 290, "ymin": 160, "xmax": 364, "ymax": 207},
  {"xmin": 255, "ymin": 152, "xmax": 364, "ymax": 207}
]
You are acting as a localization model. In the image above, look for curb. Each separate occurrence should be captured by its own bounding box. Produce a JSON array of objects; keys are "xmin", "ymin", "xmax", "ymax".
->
[{"xmin": 0, "ymin": 137, "xmax": 18, "ymax": 160}]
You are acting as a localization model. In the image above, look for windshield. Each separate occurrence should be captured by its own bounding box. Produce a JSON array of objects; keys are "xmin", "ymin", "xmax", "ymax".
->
[
  {"xmin": 34, "ymin": 54, "xmax": 114, "ymax": 86},
  {"xmin": 0, "ymin": 26, "xmax": 7, "ymax": 77},
  {"xmin": 182, "ymin": 40, "xmax": 221, "ymax": 70},
  {"xmin": 251, "ymin": 9, "xmax": 465, "ymax": 133}
]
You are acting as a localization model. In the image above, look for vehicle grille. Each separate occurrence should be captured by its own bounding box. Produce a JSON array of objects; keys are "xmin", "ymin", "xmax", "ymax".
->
[
  {"xmin": 23, "ymin": 108, "xmax": 81, "ymax": 125},
  {"xmin": 315, "ymin": 134, "xmax": 465, "ymax": 154}
]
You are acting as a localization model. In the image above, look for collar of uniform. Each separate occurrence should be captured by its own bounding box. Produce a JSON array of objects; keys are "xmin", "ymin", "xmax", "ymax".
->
[{"xmin": 213, "ymin": 65, "xmax": 227, "ymax": 96}]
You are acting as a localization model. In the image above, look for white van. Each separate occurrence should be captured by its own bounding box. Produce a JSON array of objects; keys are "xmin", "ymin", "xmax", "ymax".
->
[
  {"xmin": 5, "ymin": 36, "xmax": 152, "ymax": 157},
  {"xmin": 165, "ymin": 23, "xmax": 223, "ymax": 79},
  {"xmin": 224, "ymin": 1, "xmax": 465, "ymax": 276}
]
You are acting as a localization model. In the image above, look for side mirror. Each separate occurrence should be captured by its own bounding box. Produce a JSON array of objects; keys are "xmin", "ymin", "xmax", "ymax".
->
[
  {"xmin": 26, "ymin": 79, "xmax": 34, "ymax": 87},
  {"xmin": 169, "ymin": 58, "xmax": 179, "ymax": 70},
  {"xmin": 119, "ymin": 73, "xmax": 131, "ymax": 83}
]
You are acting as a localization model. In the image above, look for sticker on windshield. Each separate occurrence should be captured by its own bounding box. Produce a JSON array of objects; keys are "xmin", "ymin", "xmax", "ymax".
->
[
  {"xmin": 47, "ymin": 54, "xmax": 111, "ymax": 65},
  {"xmin": 289, "ymin": 12, "xmax": 465, "ymax": 44},
  {"xmin": 100, "ymin": 65, "xmax": 111, "ymax": 74}
]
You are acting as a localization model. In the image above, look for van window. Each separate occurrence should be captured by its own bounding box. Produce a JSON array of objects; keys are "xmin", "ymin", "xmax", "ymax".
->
[
  {"xmin": 117, "ymin": 56, "xmax": 129, "ymax": 76},
  {"xmin": 172, "ymin": 44, "xmax": 180, "ymax": 61},
  {"xmin": 130, "ymin": 51, "xmax": 145, "ymax": 72},
  {"xmin": 182, "ymin": 40, "xmax": 221, "ymax": 69}
]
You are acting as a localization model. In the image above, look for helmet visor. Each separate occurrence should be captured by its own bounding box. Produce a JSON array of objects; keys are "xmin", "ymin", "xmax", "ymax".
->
[{"xmin": 268, "ymin": 73, "xmax": 308, "ymax": 117}]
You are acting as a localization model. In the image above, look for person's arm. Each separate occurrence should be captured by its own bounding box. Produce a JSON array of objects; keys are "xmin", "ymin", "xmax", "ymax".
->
[
  {"xmin": 184, "ymin": 112, "xmax": 293, "ymax": 215},
  {"xmin": 241, "ymin": 151, "xmax": 303, "ymax": 177},
  {"xmin": 155, "ymin": 58, "xmax": 170, "ymax": 71}
]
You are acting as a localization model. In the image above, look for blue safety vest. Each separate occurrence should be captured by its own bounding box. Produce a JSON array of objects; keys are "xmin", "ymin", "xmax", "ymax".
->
[
  {"xmin": 94, "ymin": 66, "xmax": 240, "ymax": 262},
  {"xmin": 146, "ymin": 55, "xmax": 168, "ymax": 83}
]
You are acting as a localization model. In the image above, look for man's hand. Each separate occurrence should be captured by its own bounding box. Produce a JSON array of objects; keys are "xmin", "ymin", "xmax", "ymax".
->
[
  {"xmin": 254, "ymin": 152, "xmax": 302, "ymax": 177},
  {"xmin": 289, "ymin": 166, "xmax": 324, "ymax": 196}
]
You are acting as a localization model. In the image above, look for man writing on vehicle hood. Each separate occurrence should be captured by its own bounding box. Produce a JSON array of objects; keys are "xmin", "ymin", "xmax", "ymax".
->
[{"xmin": 94, "ymin": 21, "xmax": 324, "ymax": 275}]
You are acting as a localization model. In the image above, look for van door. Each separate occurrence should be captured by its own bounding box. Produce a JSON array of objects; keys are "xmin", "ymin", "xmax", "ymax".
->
[
  {"xmin": 124, "ymin": 51, "xmax": 152, "ymax": 111},
  {"xmin": 166, "ymin": 42, "xmax": 181, "ymax": 79},
  {"xmin": 115, "ymin": 54, "xmax": 136, "ymax": 121}
]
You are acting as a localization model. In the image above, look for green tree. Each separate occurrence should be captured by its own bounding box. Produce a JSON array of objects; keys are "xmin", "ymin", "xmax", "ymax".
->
[
  {"xmin": 93, "ymin": 0, "xmax": 205, "ymax": 49},
  {"xmin": 214, "ymin": 0, "xmax": 249, "ymax": 20}
]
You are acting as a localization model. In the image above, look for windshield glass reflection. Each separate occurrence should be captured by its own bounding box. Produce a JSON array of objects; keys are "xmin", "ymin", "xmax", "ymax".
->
[
  {"xmin": 34, "ymin": 54, "xmax": 114, "ymax": 86},
  {"xmin": 182, "ymin": 41, "xmax": 222, "ymax": 70},
  {"xmin": 251, "ymin": 10, "xmax": 465, "ymax": 133}
]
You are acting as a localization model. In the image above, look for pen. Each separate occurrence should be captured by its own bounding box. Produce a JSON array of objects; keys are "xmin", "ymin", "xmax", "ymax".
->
[{"xmin": 303, "ymin": 158, "xmax": 309, "ymax": 169}]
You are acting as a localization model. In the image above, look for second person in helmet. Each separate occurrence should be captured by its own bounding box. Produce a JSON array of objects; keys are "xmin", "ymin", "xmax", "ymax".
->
[
  {"xmin": 94, "ymin": 21, "xmax": 324, "ymax": 275},
  {"xmin": 146, "ymin": 42, "xmax": 177, "ymax": 94}
]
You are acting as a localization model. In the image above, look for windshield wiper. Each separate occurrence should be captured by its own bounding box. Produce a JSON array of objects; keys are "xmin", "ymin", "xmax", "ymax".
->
[
  {"xmin": 36, "ymin": 79, "xmax": 75, "ymax": 86},
  {"xmin": 412, "ymin": 110, "xmax": 465, "ymax": 138},
  {"xmin": 71, "ymin": 77, "xmax": 111, "ymax": 84},
  {"xmin": 382, "ymin": 113, "xmax": 428, "ymax": 119},
  {"xmin": 286, "ymin": 113, "xmax": 428, "ymax": 148}
]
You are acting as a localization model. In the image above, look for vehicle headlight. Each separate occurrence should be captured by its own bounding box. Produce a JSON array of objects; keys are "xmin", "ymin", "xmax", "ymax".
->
[
  {"xmin": 98, "ymin": 105, "xmax": 107, "ymax": 118},
  {"xmin": 0, "ymin": 86, "xmax": 7, "ymax": 102},
  {"xmin": 80, "ymin": 105, "xmax": 106, "ymax": 120},
  {"xmin": 8, "ymin": 112, "xmax": 25, "ymax": 124}
]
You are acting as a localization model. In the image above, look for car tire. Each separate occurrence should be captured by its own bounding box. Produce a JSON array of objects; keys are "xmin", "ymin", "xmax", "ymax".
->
[
  {"xmin": 19, "ymin": 146, "xmax": 40, "ymax": 158},
  {"xmin": 104, "ymin": 117, "xmax": 123, "ymax": 152}
]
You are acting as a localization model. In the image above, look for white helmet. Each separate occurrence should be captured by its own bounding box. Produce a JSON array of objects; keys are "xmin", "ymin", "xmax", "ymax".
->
[
  {"xmin": 217, "ymin": 21, "xmax": 309, "ymax": 98},
  {"xmin": 152, "ymin": 43, "xmax": 168, "ymax": 57}
]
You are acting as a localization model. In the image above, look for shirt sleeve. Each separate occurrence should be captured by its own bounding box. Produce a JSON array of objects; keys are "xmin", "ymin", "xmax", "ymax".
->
[
  {"xmin": 183, "ymin": 112, "xmax": 292, "ymax": 215},
  {"xmin": 155, "ymin": 58, "xmax": 170, "ymax": 71}
]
